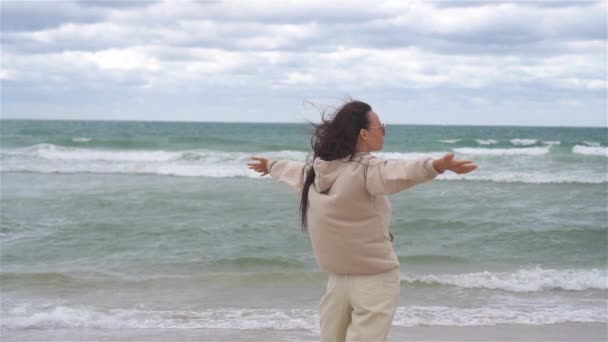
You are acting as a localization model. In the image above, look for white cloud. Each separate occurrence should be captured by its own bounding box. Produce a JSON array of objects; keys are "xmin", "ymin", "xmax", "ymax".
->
[
  {"xmin": 0, "ymin": 69, "xmax": 18, "ymax": 80},
  {"xmin": 72, "ymin": 48, "xmax": 161, "ymax": 71},
  {"xmin": 470, "ymin": 96, "xmax": 487, "ymax": 105},
  {"xmin": 1, "ymin": 0, "xmax": 605, "ymax": 125},
  {"xmin": 281, "ymin": 72, "xmax": 316, "ymax": 85},
  {"xmin": 3, "ymin": 38, "xmax": 604, "ymax": 91}
]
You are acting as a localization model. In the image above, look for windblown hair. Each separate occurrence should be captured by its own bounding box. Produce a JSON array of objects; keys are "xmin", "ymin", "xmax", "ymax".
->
[{"xmin": 299, "ymin": 100, "xmax": 372, "ymax": 230}]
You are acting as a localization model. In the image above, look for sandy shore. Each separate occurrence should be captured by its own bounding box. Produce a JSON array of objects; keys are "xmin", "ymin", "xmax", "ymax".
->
[
  {"xmin": 2, "ymin": 323, "xmax": 606, "ymax": 341},
  {"xmin": 390, "ymin": 323, "xmax": 608, "ymax": 341}
]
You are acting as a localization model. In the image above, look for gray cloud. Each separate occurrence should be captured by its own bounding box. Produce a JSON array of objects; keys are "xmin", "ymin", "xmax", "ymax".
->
[
  {"xmin": 3, "ymin": 0, "xmax": 604, "ymax": 55},
  {"xmin": 0, "ymin": 1, "xmax": 106, "ymax": 32},
  {"xmin": 432, "ymin": 0, "xmax": 601, "ymax": 8},
  {"xmin": 75, "ymin": 0, "xmax": 160, "ymax": 9},
  {"xmin": 1, "ymin": 0, "xmax": 606, "ymax": 126}
]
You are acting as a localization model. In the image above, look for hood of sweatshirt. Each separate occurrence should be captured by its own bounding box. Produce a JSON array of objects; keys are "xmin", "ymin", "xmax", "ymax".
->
[{"xmin": 312, "ymin": 153, "xmax": 369, "ymax": 193}]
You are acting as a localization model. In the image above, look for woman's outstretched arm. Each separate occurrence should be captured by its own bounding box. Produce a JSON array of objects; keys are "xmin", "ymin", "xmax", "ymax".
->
[
  {"xmin": 365, "ymin": 153, "xmax": 478, "ymax": 196},
  {"xmin": 248, "ymin": 156, "xmax": 307, "ymax": 192}
]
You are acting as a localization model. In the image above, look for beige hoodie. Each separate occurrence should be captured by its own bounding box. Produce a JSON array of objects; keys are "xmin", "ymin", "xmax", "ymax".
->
[{"xmin": 267, "ymin": 152, "xmax": 440, "ymax": 275}]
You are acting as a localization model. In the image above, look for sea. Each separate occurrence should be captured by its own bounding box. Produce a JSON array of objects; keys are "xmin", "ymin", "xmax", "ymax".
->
[{"xmin": 1, "ymin": 119, "xmax": 607, "ymax": 341}]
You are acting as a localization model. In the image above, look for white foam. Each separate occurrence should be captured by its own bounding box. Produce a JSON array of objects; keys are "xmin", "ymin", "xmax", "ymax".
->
[
  {"xmin": 3, "ymin": 303, "xmax": 605, "ymax": 330},
  {"xmin": 582, "ymin": 141, "xmax": 601, "ymax": 147},
  {"xmin": 2, "ymin": 306, "xmax": 319, "ymax": 330},
  {"xmin": 573, "ymin": 145, "xmax": 608, "ymax": 157},
  {"xmin": 0, "ymin": 145, "xmax": 604, "ymax": 184},
  {"xmin": 453, "ymin": 147, "xmax": 550, "ymax": 155},
  {"xmin": 0, "ymin": 145, "xmax": 310, "ymax": 178},
  {"xmin": 510, "ymin": 139, "xmax": 537, "ymax": 146},
  {"xmin": 440, "ymin": 139, "xmax": 461, "ymax": 144},
  {"xmin": 542, "ymin": 141, "xmax": 561, "ymax": 145},
  {"xmin": 400, "ymin": 266, "xmax": 607, "ymax": 292},
  {"xmin": 439, "ymin": 171, "xmax": 606, "ymax": 184},
  {"xmin": 5, "ymin": 144, "xmax": 310, "ymax": 163},
  {"xmin": 71, "ymin": 137, "xmax": 92, "ymax": 143},
  {"xmin": 6, "ymin": 144, "xmax": 184, "ymax": 162},
  {"xmin": 392, "ymin": 305, "xmax": 605, "ymax": 327},
  {"xmin": 376, "ymin": 151, "xmax": 447, "ymax": 160},
  {"xmin": 475, "ymin": 139, "xmax": 497, "ymax": 145}
]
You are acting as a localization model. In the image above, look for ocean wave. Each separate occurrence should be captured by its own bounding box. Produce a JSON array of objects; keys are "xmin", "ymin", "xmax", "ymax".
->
[
  {"xmin": 0, "ymin": 145, "xmax": 309, "ymax": 178},
  {"xmin": 2, "ymin": 306, "xmax": 319, "ymax": 330},
  {"xmin": 398, "ymin": 254, "xmax": 470, "ymax": 264},
  {"xmin": 71, "ymin": 137, "xmax": 92, "ymax": 143},
  {"xmin": 400, "ymin": 266, "xmax": 607, "ymax": 292},
  {"xmin": 377, "ymin": 151, "xmax": 447, "ymax": 159},
  {"xmin": 3, "ymin": 143, "xmax": 198, "ymax": 162},
  {"xmin": 392, "ymin": 305, "xmax": 606, "ymax": 327},
  {"xmin": 0, "ymin": 145, "xmax": 443, "ymax": 178},
  {"xmin": 542, "ymin": 141, "xmax": 561, "ymax": 145},
  {"xmin": 475, "ymin": 139, "xmax": 497, "ymax": 145},
  {"xmin": 0, "ymin": 270, "xmax": 326, "ymax": 285},
  {"xmin": 439, "ymin": 171, "xmax": 607, "ymax": 184},
  {"xmin": 452, "ymin": 147, "xmax": 550, "ymax": 155},
  {"xmin": 1, "ymin": 145, "xmax": 604, "ymax": 183},
  {"xmin": 3, "ymin": 144, "xmax": 309, "ymax": 162},
  {"xmin": 440, "ymin": 139, "xmax": 461, "ymax": 144},
  {"xmin": 510, "ymin": 139, "xmax": 537, "ymax": 146},
  {"xmin": 3, "ymin": 303, "xmax": 604, "ymax": 330},
  {"xmin": 573, "ymin": 145, "xmax": 608, "ymax": 157},
  {"xmin": 208, "ymin": 256, "xmax": 306, "ymax": 269},
  {"xmin": 1, "ymin": 272, "xmax": 81, "ymax": 285},
  {"xmin": 582, "ymin": 141, "xmax": 601, "ymax": 147}
]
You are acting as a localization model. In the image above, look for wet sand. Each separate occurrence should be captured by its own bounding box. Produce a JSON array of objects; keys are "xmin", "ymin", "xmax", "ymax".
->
[{"xmin": 2, "ymin": 322, "xmax": 606, "ymax": 341}]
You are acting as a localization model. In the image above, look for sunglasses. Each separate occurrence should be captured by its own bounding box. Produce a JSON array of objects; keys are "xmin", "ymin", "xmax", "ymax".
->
[{"xmin": 368, "ymin": 123, "xmax": 386, "ymax": 136}]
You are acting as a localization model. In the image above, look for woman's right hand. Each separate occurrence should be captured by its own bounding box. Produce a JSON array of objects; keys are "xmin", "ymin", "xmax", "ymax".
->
[{"xmin": 247, "ymin": 156, "xmax": 270, "ymax": 176}]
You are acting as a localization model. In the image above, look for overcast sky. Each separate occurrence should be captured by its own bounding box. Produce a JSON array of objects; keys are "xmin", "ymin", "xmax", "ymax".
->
[{"xmin": 1, "ymin": 0, "xmax": 606, "ymax": 126}]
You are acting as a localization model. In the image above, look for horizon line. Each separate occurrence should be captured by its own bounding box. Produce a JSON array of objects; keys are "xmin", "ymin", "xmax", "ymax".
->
[{"xmin": 0, "ymin": 117, "xmax": 606, "ymax": 129}]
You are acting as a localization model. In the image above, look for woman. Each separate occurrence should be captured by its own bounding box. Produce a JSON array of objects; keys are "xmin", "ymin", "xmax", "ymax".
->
[{"xmin": 247, "ymin": 100, "xmax": 477, "ymax": 342}]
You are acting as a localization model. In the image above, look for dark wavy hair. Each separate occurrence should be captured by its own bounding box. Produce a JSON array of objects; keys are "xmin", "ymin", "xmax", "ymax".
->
[{"xmin": 299, "ymin": 100, "xmax": 372, "ymax": 231}]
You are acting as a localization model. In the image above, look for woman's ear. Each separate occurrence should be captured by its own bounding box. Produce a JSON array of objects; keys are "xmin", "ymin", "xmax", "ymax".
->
[{"xmin": 359, "ymin": 129, "xmax": 368, "ymax": 141}]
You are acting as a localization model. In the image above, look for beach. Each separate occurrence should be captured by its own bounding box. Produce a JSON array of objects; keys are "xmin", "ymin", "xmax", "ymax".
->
[{"xmin": 1, "ymin": 120, "xmax": 606, "ymax": 341}]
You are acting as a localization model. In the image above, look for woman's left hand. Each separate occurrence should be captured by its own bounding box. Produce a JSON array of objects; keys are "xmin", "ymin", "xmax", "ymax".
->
[{"xmin": 433, "ymin": 153, "xmax": 478, "ymax": 174}]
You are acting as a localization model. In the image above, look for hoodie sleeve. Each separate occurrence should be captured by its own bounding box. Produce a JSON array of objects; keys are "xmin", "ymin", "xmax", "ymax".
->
[
  {"xmin": 267, "ymin": 159, "xmax": 307, "ymax": 192},
  {"xmin": 364, "ymin": 157, "xmax": 441, "ymax": 196}
]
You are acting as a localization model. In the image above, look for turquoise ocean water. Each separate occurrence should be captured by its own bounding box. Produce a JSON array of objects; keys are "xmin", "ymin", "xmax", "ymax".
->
[{"xmin": 1, "ymin": 119, "xmax": 606, "ymax": 339}]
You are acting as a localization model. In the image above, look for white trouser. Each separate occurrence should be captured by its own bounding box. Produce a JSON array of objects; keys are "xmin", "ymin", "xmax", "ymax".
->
[{"xmin": 319, "ymin": 267, "xmax": 400, "ymax": 342}]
